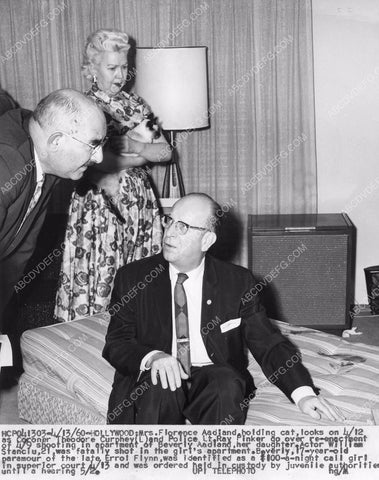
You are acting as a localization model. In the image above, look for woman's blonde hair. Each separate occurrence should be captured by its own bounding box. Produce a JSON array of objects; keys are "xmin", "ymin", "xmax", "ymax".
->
[{"xmin": 82, "ymin": 28, "xmax": 130, "ymax": 79}]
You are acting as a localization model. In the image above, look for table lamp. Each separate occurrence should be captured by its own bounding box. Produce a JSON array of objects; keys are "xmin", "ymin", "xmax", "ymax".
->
[{"xmin": 135, "ymin": 46, "xmax": 209, "ymax": 200}]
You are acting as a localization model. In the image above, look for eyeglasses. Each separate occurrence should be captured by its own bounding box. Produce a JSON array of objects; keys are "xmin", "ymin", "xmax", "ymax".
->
[
  {"xmin": 52, "ymin": 131, "xmax": 108, "ymax": 156},
  {"xmin": 161, "ymin": 214, "xmax": 208, "ymax": 235}
]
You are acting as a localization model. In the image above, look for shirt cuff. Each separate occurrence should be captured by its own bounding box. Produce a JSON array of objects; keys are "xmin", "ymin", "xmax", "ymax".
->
[
  {"xmin": 140, "ymin": 350, "xmax": 161, "ymax": 371},
  {"xmin": 291, "ymin": 386, "xmax": 316, "ymax": 405}
]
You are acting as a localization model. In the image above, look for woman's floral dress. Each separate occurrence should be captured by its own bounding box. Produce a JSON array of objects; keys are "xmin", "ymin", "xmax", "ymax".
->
[{"xmin": 54, "ymin": 85, "xmax": 162, "ymax": 322}]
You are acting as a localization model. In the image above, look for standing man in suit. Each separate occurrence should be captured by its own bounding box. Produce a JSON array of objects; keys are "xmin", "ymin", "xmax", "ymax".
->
[
  {"xmin": 0, "ymin": 88, "xmax": 106, "ymax": 330},
  {"xmin": 103, "ymin": 193, "xmax": 344, "ymax": 424}
]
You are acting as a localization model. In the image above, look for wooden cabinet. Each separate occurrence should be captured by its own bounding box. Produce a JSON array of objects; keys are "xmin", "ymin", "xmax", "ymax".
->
[{"xmin": 248, "ymin": 213, "xmax": 356, "ymax": 334}]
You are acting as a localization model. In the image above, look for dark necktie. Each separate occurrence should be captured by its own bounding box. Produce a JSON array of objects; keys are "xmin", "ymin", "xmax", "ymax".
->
[{"xmin": 174, "ymin": 273, "xmax": 191, "ymax": 376}]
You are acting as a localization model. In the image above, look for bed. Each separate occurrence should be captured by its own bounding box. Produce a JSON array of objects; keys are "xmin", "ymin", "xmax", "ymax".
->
[{"xmin": 18, "ymin": 313, "xmax": 379, "ymax": 425}]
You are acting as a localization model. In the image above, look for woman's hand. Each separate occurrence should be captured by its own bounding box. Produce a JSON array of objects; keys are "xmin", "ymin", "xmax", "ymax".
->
[
  {"xmin": 106, "ymin": 135, "xmax": 137, "ymax": 155},
  {"xmin": 106, "ymin": 134, "xmax": 152, "ymax": 156},
  {"xmin": 91, "ymin": 131, "xmax": 172, "ymax": 173},
  {"xmin": 106, "ymin": 135, "xmax": 153, "ymax": 160},
  {"xmin": 93, "ymin": 143, "xmax": 147, "ymax": 172}
]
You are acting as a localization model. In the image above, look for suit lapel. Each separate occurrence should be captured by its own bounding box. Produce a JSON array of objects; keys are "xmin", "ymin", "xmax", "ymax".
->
[
  {"xmin": 201, "ymin": 255, "xmax": 218, "ymax": 328},
  {"xmin": 2, "ymin": 162, "xmax": 57, "ymax": 259},
  {"xmin": 18, "ymin": 174, "xmax": 57, "ymax": 235},
  {"xmin": 201, "ymin": 255, "xmax": 227, "ymax": 362},
  {"xmin": 7, "ymin": 139, "xmax": 36, "ymax": 241},
  {"xmin": 17, "ymin": 125, "xmax": 58, "ymax": 237}
]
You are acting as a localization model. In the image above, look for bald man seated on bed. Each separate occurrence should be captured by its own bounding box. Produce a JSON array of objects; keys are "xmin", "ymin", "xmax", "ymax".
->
[{"xmin": 103, "ymin": 193, "xmax": 345, "ymax": 425}]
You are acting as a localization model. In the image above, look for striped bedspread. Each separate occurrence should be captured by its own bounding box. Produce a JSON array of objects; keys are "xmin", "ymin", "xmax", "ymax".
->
[
  {"xmin": 18, "ymin": 313, "xmax": 113, "ymax": 424},
  {"xmin": 246, "ymin": 322, "xmax": 379, "ymax": 425},
  {"xmin": 18, "ymin": 314, "xmax": 379, "ymax": 425}
]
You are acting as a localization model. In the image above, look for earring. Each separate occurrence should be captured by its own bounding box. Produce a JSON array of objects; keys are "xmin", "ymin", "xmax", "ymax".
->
[{"xmin": 92, "ymin": 74, "xmax": 97, "ymax": 84}]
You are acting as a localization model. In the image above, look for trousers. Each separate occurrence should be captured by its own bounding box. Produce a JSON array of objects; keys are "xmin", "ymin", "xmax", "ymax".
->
[{"xmin": 109, "ymin": 364, "xmax": 249, "ymax": 425}]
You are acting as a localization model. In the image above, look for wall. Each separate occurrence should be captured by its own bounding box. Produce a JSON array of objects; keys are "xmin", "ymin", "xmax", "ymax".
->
[{"xmin": 312, "ymin": 0, "xmax": 379, "ymax": 304}]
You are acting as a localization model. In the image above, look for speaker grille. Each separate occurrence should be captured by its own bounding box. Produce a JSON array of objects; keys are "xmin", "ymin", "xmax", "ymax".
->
[{"xmin": 251, "ymin": 234, "xmax": 348, "ymax": 326}]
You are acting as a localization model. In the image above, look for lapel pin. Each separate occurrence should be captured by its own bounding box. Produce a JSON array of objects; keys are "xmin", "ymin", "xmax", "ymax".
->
[{"xmin": 207, "ymin": 299, "xmax": 212, "ymax": 305}]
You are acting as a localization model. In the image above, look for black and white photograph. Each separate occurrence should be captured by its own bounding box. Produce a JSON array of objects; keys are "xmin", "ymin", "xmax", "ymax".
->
[{"xmin": 0, "ymin": 0, "xmax": 379, "ymax": 478}]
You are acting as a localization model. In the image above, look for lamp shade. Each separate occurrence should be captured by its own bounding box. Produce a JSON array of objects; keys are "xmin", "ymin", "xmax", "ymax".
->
[{"xmin": 135, "ymin": 47, "xmax": 209, "ymax": 131}]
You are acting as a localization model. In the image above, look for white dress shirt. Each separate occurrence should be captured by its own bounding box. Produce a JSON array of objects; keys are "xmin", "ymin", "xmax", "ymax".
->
[{"xmin": 33, "ymin": 148, "xmax": 44, "ymax": 183}]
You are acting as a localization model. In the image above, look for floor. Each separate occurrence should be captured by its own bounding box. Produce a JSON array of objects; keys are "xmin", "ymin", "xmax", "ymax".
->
[
  {"xmin": 0, "ymin": 370, "xmax": 25, "ymax": 424},
  {"xmin": 1, "ymin": 310, "xmax": 379, "ymax": 425}
]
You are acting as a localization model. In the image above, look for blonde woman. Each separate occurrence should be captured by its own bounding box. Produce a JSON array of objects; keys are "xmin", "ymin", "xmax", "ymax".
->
[{"xmin": 55, "ymin": 29, "xmax": 171, "ymax": 322}]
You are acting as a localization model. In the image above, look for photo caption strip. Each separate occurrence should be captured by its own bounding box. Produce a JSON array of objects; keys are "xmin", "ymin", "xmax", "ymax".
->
[{"xmin": 1, "ymin": 426, "xmax": 379, "ymax": 478}]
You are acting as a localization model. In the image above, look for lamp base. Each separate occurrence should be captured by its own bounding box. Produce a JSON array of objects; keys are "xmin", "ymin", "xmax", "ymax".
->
[{"xmin": 161, "ymin": 160, "xmax": 185, "ymax": 198}]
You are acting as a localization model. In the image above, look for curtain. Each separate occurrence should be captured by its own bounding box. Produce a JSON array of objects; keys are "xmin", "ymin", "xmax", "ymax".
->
[{"xmin": 0, "ymin": 0, "xmax": 317, "ymax": 267}]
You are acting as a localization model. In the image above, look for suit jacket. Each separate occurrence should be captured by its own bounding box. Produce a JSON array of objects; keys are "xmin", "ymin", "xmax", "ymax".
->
[
  {"xmin": 103, "ymin": 253, "xmax": 315, "ymax": 422},
  {"xmin": 0, "ymin": 109, "xmax": 58, "ymax": 320},
  {"xmin": 0, "ymin": 88, "xmax": 17, "ymax": 116}
]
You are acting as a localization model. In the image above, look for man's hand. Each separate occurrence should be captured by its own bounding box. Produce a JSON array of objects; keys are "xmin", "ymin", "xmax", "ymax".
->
[
  {"xmin": 107, "ymin": 135, "xmax": 145, "ymax": 156},
  {"xmin": 298, "ymin": 395, "xmax": 345, "ymax": 422},
  {"xmin": 147, "ymin": 352, "xmax": 188, "ymax": 391}
]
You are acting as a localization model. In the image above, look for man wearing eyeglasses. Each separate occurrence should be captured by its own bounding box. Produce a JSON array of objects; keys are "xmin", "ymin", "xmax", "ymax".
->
[
  {"xmin": 0, "ymin": 88, "xmax": 106, "ymax": 332},
  {"xmin": 104, "ymin": 193, "xmax": 344, "ymax": 425}
]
